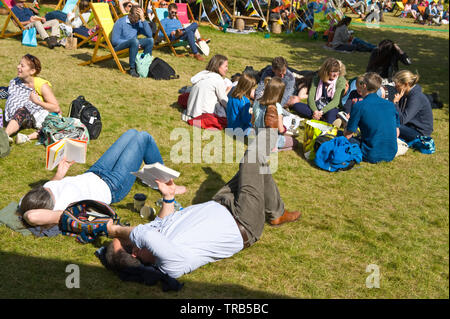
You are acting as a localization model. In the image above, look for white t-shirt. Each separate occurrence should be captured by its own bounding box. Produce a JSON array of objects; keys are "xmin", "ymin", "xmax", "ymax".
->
[
  {"xmin": 130, "ymin": 201, "xmax": 243, "ymax": 278},
  {"xmin": 44, "ymin": 172, "xmax": 112, "ymax": 211}
]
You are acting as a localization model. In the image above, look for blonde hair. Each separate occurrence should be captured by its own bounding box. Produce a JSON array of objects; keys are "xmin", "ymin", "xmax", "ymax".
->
[
  {"xmin": 259, "ymin": 77, "xmax": 285, "ymax": 106},
  {"xmin": 318, "ymin": 57, "xmax": 341, "ymax": 82},
  {"xmin": 392, "ymin": 70, "xmax": 420, "ymax": 87},
  {"xmin": 231, "ymin": 73, "xmax": 256, "ymax": 100},
  {"xmin": 337, "ymin": 59, "xmax": 346, "ymax": 78}
]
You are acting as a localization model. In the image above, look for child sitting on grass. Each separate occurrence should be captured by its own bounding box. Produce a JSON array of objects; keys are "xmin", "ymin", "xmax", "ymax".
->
[
  {"xmin": 226, "ymin": 73, "xmax": 257, "ymax": 135},
  {"xmin": 252, "ymin": 77, "xmax": 298, "ymax": 152}
]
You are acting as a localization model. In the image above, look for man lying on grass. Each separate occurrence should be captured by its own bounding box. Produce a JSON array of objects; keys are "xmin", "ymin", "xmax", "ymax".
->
[{"xmin": 105, "ymin": 129, "xmax": 302, "ymax": 279}]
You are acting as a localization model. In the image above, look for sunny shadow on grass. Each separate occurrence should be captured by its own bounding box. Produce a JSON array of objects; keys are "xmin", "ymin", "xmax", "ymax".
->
[{"xmin": 0, "ymin": 11, "xmax": 448, "ymax": 299}]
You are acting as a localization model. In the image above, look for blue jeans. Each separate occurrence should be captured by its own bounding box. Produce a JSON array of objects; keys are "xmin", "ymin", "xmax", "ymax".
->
[
  {"xmin": 351, "ymin": 37, "xmax": 376, "ymax": 51},
  {"xmin": 45, "ymin": 11, "xmax": 67, "ymax": 22},
  {"xmin": 292, "ymin": 102, "xmax": 339, "ymax": 124},
  {"xmin": 399, "ymin": 125, "xmax": 421, "ymax": 142},
  {"xmin": 170, "ymin": 22, "xmax": 198, "ymax": 54},
  {"xmin": 87, "ymin": 129, "xmax": 164, "ymax": 203},
  {"xmin": 114, "ymin": 37, "xmax": 154, "ymax": 69}
]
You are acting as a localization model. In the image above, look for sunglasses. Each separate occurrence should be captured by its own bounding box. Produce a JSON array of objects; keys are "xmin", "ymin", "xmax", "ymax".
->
[{"xmin": 170, "ymin": 11, "xmax": 177, "ymax": 14}]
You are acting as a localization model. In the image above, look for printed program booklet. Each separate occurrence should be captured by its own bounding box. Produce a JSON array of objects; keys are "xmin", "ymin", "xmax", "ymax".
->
[
  {"xmin": 46, "ymin": 138, "xmax": 87, "ymax": 170},
  {"xmin": 132, "ymin": 162, "xmax": 180, "ymax": 189}
]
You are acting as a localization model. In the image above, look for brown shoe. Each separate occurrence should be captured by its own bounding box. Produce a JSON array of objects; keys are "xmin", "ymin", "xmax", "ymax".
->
[
  {"xmin": 194, "ymin": 53, "xmax": 205, "ymax": 61},
  {"xmin": 264, "ymin": 104, "xmax": 279, "ymax": 129},
  {"xmin": 270, "ymin": 210, "xmax": 301, "ymax": 226}
]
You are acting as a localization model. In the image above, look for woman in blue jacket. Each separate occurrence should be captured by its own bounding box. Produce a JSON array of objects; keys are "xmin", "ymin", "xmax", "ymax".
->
[{"xmin": 392, "ymin": 70, "xmax": 434, "ymax": 142}]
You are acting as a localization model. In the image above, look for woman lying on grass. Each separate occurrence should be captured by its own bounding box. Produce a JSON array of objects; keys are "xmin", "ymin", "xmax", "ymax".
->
[{"xmin": 19, "ymin": 129, "xmax": 186, "ymax": 227}]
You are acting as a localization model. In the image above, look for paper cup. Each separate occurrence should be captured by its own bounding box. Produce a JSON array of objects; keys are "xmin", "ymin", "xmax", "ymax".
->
[{"xmin": 140, "ymin": 206, "xmax": 156, "ymax": 220}]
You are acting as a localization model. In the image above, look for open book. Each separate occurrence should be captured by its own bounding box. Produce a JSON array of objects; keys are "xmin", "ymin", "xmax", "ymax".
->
[
  {"xmin": 46, "ymin": 138, "xmax": 87, "ymax": 170},
  {"xmin": 132, "ymin": 162, "xmax": 180, "ymax": 189}
]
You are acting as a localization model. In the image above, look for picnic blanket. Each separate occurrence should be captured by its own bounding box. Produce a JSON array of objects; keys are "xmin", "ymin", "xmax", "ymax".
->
[
  {"xmin": 0, "ymin": 201, "xmax": 61, "ymax": 237},
  {"xmin": 187, "ymin": 113, "xmax": 228, "ymax": 130}
]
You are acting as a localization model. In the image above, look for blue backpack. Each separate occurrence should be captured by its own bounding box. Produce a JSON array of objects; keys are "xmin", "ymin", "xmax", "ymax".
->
[
  {"xmin": 407, "ymin": 136, "xmax": 435, "ymax": 154},
  {"xmin": 314, "ymin": 136, "xmax": 363, "ymax": 172}
]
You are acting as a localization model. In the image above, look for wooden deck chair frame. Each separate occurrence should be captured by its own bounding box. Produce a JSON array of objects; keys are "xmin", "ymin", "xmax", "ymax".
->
[
  {"xmin": 152, "ymin": 6, "xmax": 184, "ymax": 56},
  {"xmin": 392, "ymin": 0, "xmax": 407, "ymax": 17},
  {"xmin": 343, "ymin": 0, "xmax": 360, "ymax": 15},
  {"xmin": 74, "ymin": 4, "xmax": 115, "ymax": 49},
  {"xmin": 79, "ymin": 2, "xmax": 132, "ymax": 74},
  {"xmin": 0, "ymin": 0, "xmax": 26, "ymax": 38}
]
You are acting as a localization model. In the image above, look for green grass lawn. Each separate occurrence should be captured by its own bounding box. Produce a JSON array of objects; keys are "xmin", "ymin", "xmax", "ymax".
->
[{"xmin": 0, "ymin": 9, "xmax": 448, "ymax": 299}]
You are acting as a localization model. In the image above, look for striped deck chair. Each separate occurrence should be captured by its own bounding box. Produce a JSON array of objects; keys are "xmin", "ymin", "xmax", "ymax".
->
[
  {"xmin": 0, "ymin": 0, "xmax": 25, "ymax": 38},
  {"xmin": 343, "ymin": 0, "xmax": 360, "ymax": 15},
  {"xmin": 79, "ymin": 2, "xmax": 132, "ymax": 73}
]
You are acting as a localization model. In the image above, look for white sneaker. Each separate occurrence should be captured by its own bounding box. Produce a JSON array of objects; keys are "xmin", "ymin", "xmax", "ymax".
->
[
  {"xmin": 196, "ymin": 40, "xmax": 210, "ymax": 56},
  {"xmin": 15, "ymin": 133, "xmax": 30, "ymax": 144}
]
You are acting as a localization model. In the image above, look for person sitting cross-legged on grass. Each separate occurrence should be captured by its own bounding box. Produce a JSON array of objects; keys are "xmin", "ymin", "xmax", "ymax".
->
[
  {"xmin": 158, "ymin": 3, "xmax": 204, "ymax": 61},
  {"xmin": 344, "ymin": 72, "xmax": 400, "ymax": 164},
  {"xmin": 18, "ymin": 129, "xmax": 186, "ymax": 227},
  {"xmin": 111, "ymin": 5, "xmax": 154, "ymax": 77},
  {"xmin": 4, "ymin": 54, "xmax": 61, "ymax": 145},
  {"xmin": 392, "ymin": 70, "xmax": 434, "ymax": 142},
  {"xmin": 291, "ymin": 57, "xmax": 347, "ymax": 124},
  {"xmin": 104, "ymin": 131, "xmax": 302, "ymax": 279}
]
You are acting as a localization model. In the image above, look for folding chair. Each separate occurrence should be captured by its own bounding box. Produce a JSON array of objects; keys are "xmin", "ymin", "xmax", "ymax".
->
[
  {"xmin": 0, "ymin": 0, "xmax": 25, "ymax": 38},
  {"xmin": 343, "ymin": 0, "xmax": 359, "ymax": 15},
  {"xmin": 392, "ymin": 1, "xmax": 406, "ymax": 17},
  {"xmin": 152, "ymin": 6, "xmax": 185, "ymax": 56},
  {"xmin": 59, "ymin": 0, "xmax": 79, "ymax": 15},
  {"xmin": 74, "ymin": 3, "xmax": 114, "ymax": 49},
  {"xmin": 176, "ymin": 2, "xmax": 197, "ymax": 25},
  {"xmin": 79, "ymin": 2, "xmax": 133, "ymax": 74}
]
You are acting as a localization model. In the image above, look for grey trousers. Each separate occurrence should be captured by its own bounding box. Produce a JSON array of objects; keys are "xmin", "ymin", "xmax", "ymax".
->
[{"xmin": 213, "ymin": 135, "xmax": 285, "ymax": 246}]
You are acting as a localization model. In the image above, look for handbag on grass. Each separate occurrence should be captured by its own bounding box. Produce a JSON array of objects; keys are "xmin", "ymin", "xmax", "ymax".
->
[
  {"xmin": 22, "ymin": 27, "xmax": 37, "ymax": 47},
  {"xmin": 65, "ymin": 35, "xmax": 77, "ymax": 50},
  {"xmin": 59, "ymin": 200, "xmax": 120, "ymax": 244},
  {"xmin": 136, "ymin": 53, "xmax": 153, "ymax": 77}
]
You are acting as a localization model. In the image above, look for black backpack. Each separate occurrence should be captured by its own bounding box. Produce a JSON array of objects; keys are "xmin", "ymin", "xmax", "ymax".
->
[
  {"xmin": 68, "ymin": 96, "xmax": 102, "ymax": 140},
  {"xmin": 148, "ymin": 57, "xmax": 179, "ymax": 80}
]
